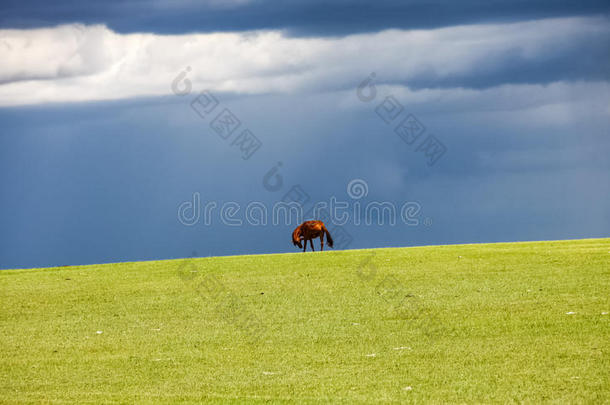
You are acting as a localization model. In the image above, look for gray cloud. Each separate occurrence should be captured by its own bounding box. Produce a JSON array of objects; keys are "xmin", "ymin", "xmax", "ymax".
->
[
  {"xmin": 0, "ymin": 17, "xmax": 608, "ymax": 106},
  {"xmin": 1, "ymin": 0, "xmax": 609, "ymax": 36}
]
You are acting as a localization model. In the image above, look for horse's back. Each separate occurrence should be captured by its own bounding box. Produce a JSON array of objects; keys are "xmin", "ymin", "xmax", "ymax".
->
[{"xmin": 300, "ymin": 220, "xmax": 326, "ymax": 237}]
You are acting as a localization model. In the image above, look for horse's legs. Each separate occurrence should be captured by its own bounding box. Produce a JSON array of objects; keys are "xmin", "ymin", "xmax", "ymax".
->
[
  {"xmin": 320, "ymin": 233, "xmax": 325, "ymax": 251},
  {"xmin": 310, "ymin": 239, "xmax": 315, "ymax": 251},
  {"xmin": 303, "ymin": 239, "xmax": 307, "ymax": 252}
]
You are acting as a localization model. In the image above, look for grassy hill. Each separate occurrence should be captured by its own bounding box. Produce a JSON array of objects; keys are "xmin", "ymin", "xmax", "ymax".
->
[{"xmin": 1, "ymin": 239, "xmax": 608, "ymax": 403}]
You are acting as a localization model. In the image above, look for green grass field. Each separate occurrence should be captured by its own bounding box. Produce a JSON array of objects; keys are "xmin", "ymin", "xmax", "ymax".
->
[{"xmin": 1, "ymin": 238, "xmax": 609, "ymax": 403}]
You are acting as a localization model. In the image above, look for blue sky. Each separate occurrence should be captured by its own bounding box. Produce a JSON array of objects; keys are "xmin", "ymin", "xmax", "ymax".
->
[{"xmin": 0, "ymin": 1, "xmax": 609, "ymax": 269}]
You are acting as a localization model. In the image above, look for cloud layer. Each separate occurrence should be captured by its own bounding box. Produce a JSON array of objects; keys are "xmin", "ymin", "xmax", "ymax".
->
[
  {"xmin": 2, "ymin": 0, "xmax": 609, "ymax": 35},
  {"xmin": 1, "ymin": 16, "xmax": 608, "ymax": 106}
]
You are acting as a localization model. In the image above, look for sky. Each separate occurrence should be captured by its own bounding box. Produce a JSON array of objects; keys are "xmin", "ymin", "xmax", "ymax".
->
[{"xmin": 0, "ymin": 0, "xmax": 609, "ymax": 269}]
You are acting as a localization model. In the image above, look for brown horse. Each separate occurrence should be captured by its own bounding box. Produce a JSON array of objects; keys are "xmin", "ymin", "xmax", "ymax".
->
[{"xmin": 292, "ymin": 220, "xmax": 334, "ymax": 252}]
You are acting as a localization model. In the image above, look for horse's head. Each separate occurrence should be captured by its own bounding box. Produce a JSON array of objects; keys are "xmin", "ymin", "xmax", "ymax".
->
[{"xmin": 292, "ymin": 225, "xmax": 303, "ymax": 249}]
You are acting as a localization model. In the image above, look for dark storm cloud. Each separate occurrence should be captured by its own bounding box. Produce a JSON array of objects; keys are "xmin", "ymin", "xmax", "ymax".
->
[
  {"xmin": 404, "ymin": 34, "xmax": 610, "ymax": 89},
  {"xmin": 1, "ymin": 0, "xmax": 609, "ymax": 35}
]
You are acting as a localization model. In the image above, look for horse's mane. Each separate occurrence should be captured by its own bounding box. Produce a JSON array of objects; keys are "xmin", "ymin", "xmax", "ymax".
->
[{"xmin": 292, "ymin": 225, "xmax": 302, "ymax": 245}]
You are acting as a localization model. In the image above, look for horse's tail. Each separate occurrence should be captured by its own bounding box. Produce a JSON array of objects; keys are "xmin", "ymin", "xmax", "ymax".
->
[{"xmin": 323, "ymin": 225, "xmax": 334, "ymax": 248}]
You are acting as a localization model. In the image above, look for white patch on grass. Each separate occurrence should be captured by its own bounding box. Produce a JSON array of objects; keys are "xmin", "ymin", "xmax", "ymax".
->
[
  {"xmin": 403, "ymin": 386, "xmax": 413, "ymax": 391},
  {"xmin": 96, "ymin": 330, "xmax": 103, "ymax": 334},
  {"xmin": 566, "ymin": 312, "xmax": 576, "ymax": 315},
  {"xmin": 262, "ymin": 371, "xmax": 276, "ymax": 375},
  {"xmin": 365, "ymin": 353, "xmax": 376, "ymax": 357},
  {"xmin": 602, "ymin": 312, "xmax": 608, "ymax": 315},
  {"xmin": 352, "ymin": 322, "xmax": 360, "ymax": 325},
  {"xmin": 393, "ymin": 346, "xmax": 411, "ymax": 350}
]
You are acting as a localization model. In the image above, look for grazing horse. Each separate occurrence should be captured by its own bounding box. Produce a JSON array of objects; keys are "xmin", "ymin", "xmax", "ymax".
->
[{"xmin": 292, "ymin": 220, "xmax": 334, "ymax": 252}]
